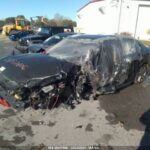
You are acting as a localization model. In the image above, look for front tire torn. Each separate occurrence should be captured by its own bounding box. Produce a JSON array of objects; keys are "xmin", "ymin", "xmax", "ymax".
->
[
  {"xmin": 76, "ymin": 73, "xmax": 93, "ymax": 100},
  {"xmin": 134, "ymin": 64, "xmax": 148, "ymax": 84}
]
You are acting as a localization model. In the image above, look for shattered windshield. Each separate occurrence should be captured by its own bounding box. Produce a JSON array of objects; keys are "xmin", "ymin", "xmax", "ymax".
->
[{"xmin": 48, "ymin": 36, "xmax": 100, "ymax": 60}]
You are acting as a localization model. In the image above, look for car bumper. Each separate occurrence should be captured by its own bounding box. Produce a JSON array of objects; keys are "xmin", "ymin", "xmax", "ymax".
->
[{"xmin": 0, "ymin": 87, "xmax": 25, "ymax": 109}]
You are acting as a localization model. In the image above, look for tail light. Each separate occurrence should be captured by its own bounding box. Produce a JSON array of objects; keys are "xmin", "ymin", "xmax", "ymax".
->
[
  {"xmin": 0, "ymin": 98, "xmax": 10, "ymax": 108},
  {"xmin": 40, "ymin": 49, "xmax": 47, "ymax": 54}
]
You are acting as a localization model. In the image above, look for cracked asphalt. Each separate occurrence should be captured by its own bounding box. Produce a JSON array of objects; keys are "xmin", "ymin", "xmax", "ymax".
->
[{"xmin": 0, "ymin": 35, "xmax": 150, "ymax": 150}]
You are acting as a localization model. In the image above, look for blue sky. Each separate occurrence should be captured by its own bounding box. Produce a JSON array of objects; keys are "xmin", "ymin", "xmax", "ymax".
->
[{"xmin": 0, "ymin": 0, "xmax": 89, "ymax": 21}]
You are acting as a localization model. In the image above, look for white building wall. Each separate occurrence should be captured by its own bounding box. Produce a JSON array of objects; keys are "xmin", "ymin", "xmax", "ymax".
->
[{"xmin": 77, "ymin": 0, "xmax": 150, "ymax": 40}]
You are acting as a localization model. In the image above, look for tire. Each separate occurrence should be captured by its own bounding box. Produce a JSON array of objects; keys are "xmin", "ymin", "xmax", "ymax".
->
[{"xmin": 134, "ymin": 64, "xmax": 148, "ymax": 83}]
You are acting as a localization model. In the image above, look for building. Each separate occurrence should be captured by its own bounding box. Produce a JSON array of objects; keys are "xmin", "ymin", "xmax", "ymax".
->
[{"xmin": 76, "ymin": 0, "xmax": 150, "ymax": 40}]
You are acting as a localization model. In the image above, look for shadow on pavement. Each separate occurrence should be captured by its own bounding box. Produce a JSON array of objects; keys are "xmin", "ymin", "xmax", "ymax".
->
[{"xmin": 138, "ymin": 109, "xmax": 150, "ymax": 150}]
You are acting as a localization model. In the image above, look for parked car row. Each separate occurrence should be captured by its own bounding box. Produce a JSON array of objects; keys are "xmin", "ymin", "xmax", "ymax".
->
[
  {"xmin": 17, "ymin": 26, "xmax": 73, "ymax": 45},
  {"xmin": 0, "ymin": 33, "xmax": 150, "ymax": 110},
  {"xmin": 10, "ymin": 26, "xmax": 74, "ymax": 53},
  {"xmin": 16, "ymin": 32, "xmax": 76, "ymax": 53}
]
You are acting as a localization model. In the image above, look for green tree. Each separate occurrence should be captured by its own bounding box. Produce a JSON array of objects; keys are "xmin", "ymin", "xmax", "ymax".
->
[
  {"xmin": 49, "ymin": 19, "xmax": 57, "ymax": 26},
  {"xmin": 5, "ymin": 17, "xmax": 15, "ymax": 24},
  {"xmin": 53, "ymin": 13, "xmax": 76, "ymax": 27},
  {"xmin": 62, "ymin": 19, "xmax": 76, "ymax": 27},
  {"xmin": 0, "ymin": 20, "xmax": 5, "ymax": 27},
  {"xmin": 17, "ymin": 15, "xmax": 25, "ymax": 19}
]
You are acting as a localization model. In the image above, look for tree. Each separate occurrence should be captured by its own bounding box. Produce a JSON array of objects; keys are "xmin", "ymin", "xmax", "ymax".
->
[
  {"xmin": 2, "ymin": 14, "xmax": 77, "ymax": 28},
  {"xmin": 0, "ymin": 20, "xmax": 5, "ymax": 27},
  {"xmin": 62, "ymin": 19, "xmax": 76, "ymax": 27},
  {"xmin": 49, "ymin": 19, "xmax": 57, "ymax": 26},
  {"xmin": 54, "ymin": 13, "xmax": 65, "ymax": 20},
  {"xmin": 17, "ymin": 15, "xmax": 25, "ymax": 19},
  {"xmin": 5, "ymin": 17, "xmax": 15, "ymax": 24},
  {"xmin": 53, "ymin": 13, "xmax": 76, "ymax": 27}
]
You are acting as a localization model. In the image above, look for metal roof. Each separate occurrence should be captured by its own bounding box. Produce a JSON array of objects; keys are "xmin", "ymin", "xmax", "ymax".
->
[{"xmin": 77, "ymin": 0, "xmax": 104, "ymax": 13}]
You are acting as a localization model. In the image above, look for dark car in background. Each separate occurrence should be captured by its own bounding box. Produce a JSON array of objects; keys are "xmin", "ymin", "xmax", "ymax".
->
[
  {"xmin": 9, "ymin": 30, "xmax": 35, "ymax": 41},
  {"xmin": 17, "ymin": 32, "xmax": 76, "ymax": 53},
  {"xmin": 0, "ymin": 34, "xmax": 149, "ymax": 109},
  {"xmin": 18, "ymin": 26, "xmax": 73, "ymax": 46}
]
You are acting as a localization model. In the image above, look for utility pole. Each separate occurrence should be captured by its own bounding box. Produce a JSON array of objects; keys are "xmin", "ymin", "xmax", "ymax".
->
[
  {"xmin": 117, "ymin": 0, "xmax": 123, "ymax": 34},
  {"xmin": 134, "ymin": 5, "xmax": 140, "ymax": 38}
]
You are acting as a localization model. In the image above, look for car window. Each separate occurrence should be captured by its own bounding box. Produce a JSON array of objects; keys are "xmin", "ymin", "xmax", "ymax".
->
[
  {"xmin": 103, "ymin": 38, "xmax": 122, "ymax": 63},
  {"xmin": 121, "ymin": 37, "xmax": 142, "ymax": 60},
  {"xmin": 44, "ymin": 35, "xmax": 62, "ymax": 45},
  {"xmin": 92, "ymin": 38, "xmax": 122, "ymax": 78},
  {"xmin": 51, "ymin": 28, "xmax": 64, "ymax": 35},
  {"xmin": 121, "ymin": 38, "xmax": 138, "ymax": 54},
  {"xmin": 38, "ymin": 27, "xmax": 50, "ymax": 34}
]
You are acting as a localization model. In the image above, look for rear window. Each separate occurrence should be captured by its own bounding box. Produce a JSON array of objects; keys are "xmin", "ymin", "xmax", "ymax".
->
[{"xmin": 51, "ymin": 28, "xmax": 64, "ymax": 35}]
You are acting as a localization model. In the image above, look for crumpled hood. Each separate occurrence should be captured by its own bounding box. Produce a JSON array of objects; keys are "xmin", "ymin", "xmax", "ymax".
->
[{"xmin": 0, "ymin": 54, "xmax": 75, "ymax": 88}]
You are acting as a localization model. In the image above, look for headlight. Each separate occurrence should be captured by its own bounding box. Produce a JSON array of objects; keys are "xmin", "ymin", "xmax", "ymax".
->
[
  {"xmin": 14, "ymin": 94, "xmax": 22, "ymax": 101},
  {"xmin": 27, "ymin": 39, "xmax": 30, "ymax": 44},
  {"xmin": 19, "ymin": 39, "xmax": 22, "ymax": 42}
]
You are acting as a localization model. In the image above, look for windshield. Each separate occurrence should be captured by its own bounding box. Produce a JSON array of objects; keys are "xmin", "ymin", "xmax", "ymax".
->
[
  {"xmin": 43, "ymin": 35, "xmax": 62, "ymax": 46},
  {"xmin": 38, "ymin": 27, "xmax": 50, "ymax": 35},
  {"xmin": 48, "ymin": 36, "xmax": 100, "ymax": 60},
  {"xmin": 17, "ymin": 20, "xmax": 25, "ymax": 27}
]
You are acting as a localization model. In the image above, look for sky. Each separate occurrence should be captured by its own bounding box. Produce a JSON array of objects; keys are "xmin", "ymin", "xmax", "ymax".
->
[{"xmin": 0, "ymin": 0, "xmax": 89, "ymax": 21}]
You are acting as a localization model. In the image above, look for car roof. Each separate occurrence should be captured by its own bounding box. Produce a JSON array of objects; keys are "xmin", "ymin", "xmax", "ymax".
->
[
  {"xmin": 54, "ymin": 32, "xmax": 76, "ymax": 37},
  {"xmin": 69, "ymin": 34, "xmax": 114, "ymax": 40},
  {"xmin": 69, "ymin": 34, "xmax": 136, "ymax": 41}
]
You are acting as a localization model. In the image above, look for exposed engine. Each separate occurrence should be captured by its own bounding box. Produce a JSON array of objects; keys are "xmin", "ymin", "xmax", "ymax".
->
[{"xmin": 10, "ymin": 66, "xmax": 92, "ymax": 110}]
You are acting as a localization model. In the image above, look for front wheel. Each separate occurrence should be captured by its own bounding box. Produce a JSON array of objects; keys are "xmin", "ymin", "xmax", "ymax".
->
[{"xmin": 134, "ymin": 64, "xmax": 148, "ymax": 83}]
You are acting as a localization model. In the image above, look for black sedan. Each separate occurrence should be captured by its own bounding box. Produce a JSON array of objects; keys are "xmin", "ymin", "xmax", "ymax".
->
[{"xmin": 0, "ymin": 34, "xmax": 149, "ymax": 109}]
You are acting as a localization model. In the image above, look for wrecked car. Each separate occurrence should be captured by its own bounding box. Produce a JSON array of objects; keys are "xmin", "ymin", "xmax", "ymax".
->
[
  {"xmin": 16, "ymin": 32, "xmax": 76, "ymax": 54},
  {"xmin": 0, "ymin": 34, "xmax": 150, "ymax": 109}
]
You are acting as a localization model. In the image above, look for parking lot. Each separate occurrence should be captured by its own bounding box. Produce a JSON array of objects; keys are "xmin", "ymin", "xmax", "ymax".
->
[{"xmin": 0, "ymin": 35, "xmax": 150, "ymax": 149}]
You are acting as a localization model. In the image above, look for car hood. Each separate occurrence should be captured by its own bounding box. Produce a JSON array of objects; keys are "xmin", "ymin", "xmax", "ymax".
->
[
  {"xmin": 0, "ymin": 54, "xmax": 75, "ymax": 89},
  {"xmin": 28, "ymin": 43, "xmax": 50, "ymax": 52},
  {"xmin": 23, "ymin": 34, "xmax": 43, "ymax": 40}
]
